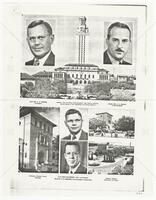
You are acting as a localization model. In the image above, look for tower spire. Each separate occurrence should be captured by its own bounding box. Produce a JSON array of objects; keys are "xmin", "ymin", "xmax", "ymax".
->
[{"xmin": 76, "ymin": 16, "xmax": 89, "ymax": 64}]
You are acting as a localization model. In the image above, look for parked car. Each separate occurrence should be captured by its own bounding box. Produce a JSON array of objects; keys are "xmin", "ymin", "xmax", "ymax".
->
[{"xmin": 87, "ymin": 94, "xmax": 97, "ymax": 100}]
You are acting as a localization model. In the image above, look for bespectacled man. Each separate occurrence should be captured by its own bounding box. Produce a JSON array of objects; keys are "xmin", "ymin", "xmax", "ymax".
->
[{"xmin": 62, "ymin": 109, "xmax": 88, "ymax": 140}]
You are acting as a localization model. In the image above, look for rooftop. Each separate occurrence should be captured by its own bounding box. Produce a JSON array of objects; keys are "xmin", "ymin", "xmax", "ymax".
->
[
  {"xmin": 21, "ymin": 73, "xmax": 36, "ymax": 80},
  {"xmin": 96, "ymin": 112, "xmax": 113, "ymax": 116},
  {"xmin": 33, "ymin": 71, "xmax": 52, "ymax": 77},
  {"xmin": 20, "ymin": 107, "xmax": 57, "ymax": 127},
  {"xmin": 65, "ymin": 63, "xmax": 99, "ymax": 68}
]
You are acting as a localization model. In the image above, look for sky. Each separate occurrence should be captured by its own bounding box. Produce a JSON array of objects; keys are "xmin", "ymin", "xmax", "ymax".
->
[
  {"xmin": 89, "ymin": 108, "xmax": 135, "ymax": 122},
  {"xmin": 23, "ymin": 15, "xmax": 136, "ymax": 75}
]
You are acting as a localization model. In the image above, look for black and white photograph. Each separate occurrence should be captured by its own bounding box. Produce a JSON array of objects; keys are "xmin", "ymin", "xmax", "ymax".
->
[
  {"xmin": 89, "ymin": 109, "xmax": 135, "ymax": 139},
  {"xmin": 60, "ymin": 140, "xmax": 88, "ymax": 174},
  {"xmin": 20, "ymin": 67, "xmax": 136, "ymax": 101},
  {"xmin": 24, "ymin": 16, "xmax": 56, "ymax": 66},
  {"xmin": 21, "ymin": 15, "xmax": 136, "ymax": 101},
  {"xmin": 103, "ymin": 20, "xmax": 135, "ymax": 65},
  {"xmin": 1, "ymin": 2, "xmax": 150, "ymax": 196},
  {"xmin": 88, "ymin": 141, "xmax": 134, "ymax": 175},
  {"xmin": 19, "ymin": 107, "xmax": 60, "ymax": 173},
  {"xmin": 60, "ymin": 107, "xmax": 88, "ymax": 140}
]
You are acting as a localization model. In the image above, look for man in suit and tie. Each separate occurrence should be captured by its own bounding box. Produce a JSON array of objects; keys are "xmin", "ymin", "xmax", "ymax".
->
[
  {"xmin": 62, "ymin": 109, "xmax": 88, "ymax": 140},
  {"xmin": 62, "ymin": 141, "xmax": 87, "ymax": 174},
  {"xmin": 25, "ymin": 20, "xmax": 55, "ymax": 66},
  {"xmin": 103, "ymin": 22, "xmax": 132, "ymax": 65}
]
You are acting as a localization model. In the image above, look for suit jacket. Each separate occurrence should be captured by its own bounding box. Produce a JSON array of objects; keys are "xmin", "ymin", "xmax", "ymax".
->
[
  {"xmin": 62, "ymin": 163, "xmax": 87, "ymax": 174},
  {"xmin": 103, "ymin": 50, "xmax": 131, "ymax": 65},
  {"xmin": 25, "ymin": 51, "xmax": 55, "ymax": 66},
  {"xmin": 62, "ymin": 130, "xmax": 88, "ymax": 140}
]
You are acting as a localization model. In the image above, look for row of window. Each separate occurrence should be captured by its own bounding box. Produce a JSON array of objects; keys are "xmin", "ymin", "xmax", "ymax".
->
[
  {"xmin": 71, "ymin": 74, "xmax": 95, "ymax": 79},
  {"xmin": 66, "ymin": 66, "xmax": 98, "ymax": 70},
  {"xmin": 54, "ymin": 73, "xmax": 64, "ymax": 78},
  {"xmin": 32, "ymin": 117, "xmax": 52, "ymax": 133},
  {"xmin": 74, "ymin": 80, "xmax": 91, "ymax": 84},
  {"xmin": 99, "ymin": 75, "xmax": 109, "ymax": 80},
  {"xmin": 38, "ymin": 134, "xmax": 49, "ymax": 146}
]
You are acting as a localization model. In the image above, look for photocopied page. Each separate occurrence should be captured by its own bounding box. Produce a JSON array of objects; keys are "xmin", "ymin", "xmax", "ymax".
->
[{"xmin": 0, "ymin": 1, "xmax": 154, "ymax": 198}]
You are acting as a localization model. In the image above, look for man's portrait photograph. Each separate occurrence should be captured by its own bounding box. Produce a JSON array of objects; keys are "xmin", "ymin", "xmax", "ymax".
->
[
  {"xmin": 60, "ymin": 141, "xmax": 87, "ymax": 174},
  {"xmin": 103, "ymin": 21, "xmax": 134, "ymax": 65},
  {"xmin": 60, "ymin": 108, "xmax": 88, "ymax": 141},
  {"xmin": 24, "ymin": 17, "xmax": 55, "ymax": 66}
]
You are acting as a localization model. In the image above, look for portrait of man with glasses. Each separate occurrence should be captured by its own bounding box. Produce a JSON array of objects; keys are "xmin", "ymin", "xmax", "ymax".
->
[
  {"xmin": 61, "ymin": 141, "xmax": 87, "ymax": 174},
  {"xmin": 62, "ymin": 109, "xmax": 88, "ymax": 141},
  {"xmin": 25, "ymin": 20, "xmax": 55, "ymax": 66}
]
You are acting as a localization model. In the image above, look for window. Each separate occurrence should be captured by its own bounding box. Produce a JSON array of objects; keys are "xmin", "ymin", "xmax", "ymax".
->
[
  {"xmin": 88, "ymin": 74, "xmax": 90, "ymax": 78},
  {"xmin": 48, "ymin": 126, "xmax": 50, "ymax": 132},
  {"xmin": 41, "ymin": 136, "xmax": 44, "ymax": 144},
  {"xmin": 39, "ymin": 121, "xmax": 42, "ymax": 128},
  {"xmin": 44, "ymin": 123, "xmax": 46, "ymax": 131},
  {"xmin": 92, "ymin": 75, "xmax": 94, "ymax": 79},
  {"xmin": 35, "ymin": 119, "xmax": 37, "ymax": 127},
  {"xmin": 72, "ymin": 74, "xmax": 74, "ymax": 78}
]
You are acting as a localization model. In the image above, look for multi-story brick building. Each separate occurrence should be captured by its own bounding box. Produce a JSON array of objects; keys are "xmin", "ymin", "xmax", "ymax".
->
[
  {"xmin": 19, "ymin": 107, "xmax": 58, "ymax": 172},
  {"xmin": 96, "ymin": 112, "xmax": 113, "ymax": 129}
]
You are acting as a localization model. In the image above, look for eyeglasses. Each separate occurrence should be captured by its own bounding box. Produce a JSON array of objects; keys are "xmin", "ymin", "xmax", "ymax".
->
[
  {"xmin": 67, "ymin": 119, "xmax": 82, "ymax": 123},
  {"xmin": 28, "ymin": 35, "xmax": 50, "ymax": 42}
]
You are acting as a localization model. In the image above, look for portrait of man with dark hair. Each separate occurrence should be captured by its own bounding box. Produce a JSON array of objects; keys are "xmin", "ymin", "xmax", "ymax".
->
[
  {"xmin": 61, "ymin": 141, "xmax": 87, "ymax": 174},
  {"xmin": 103, "ymin": 22, "xmax": 132, "ymax": 65},
  {"xmin": 25, "ymin": 20, "xmax": 55, "ymax": 66},
  {"xmin": 62, "ymin": 109, "xmax": 88, "ymax": 140}
]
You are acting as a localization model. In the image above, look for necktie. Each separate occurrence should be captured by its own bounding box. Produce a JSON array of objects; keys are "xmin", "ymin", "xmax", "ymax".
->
[
  {"xmin": 72, "ymin": 135, "xmax": 77, "ymax": 140},
  {"xmin": 33, "ymin": 58, "xmax": 40, "ymax": 66}
]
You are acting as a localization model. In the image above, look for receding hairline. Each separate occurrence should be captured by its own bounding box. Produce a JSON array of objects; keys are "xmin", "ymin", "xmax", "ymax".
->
[
  {"xmin": 27, "ymin": 20, "xmax": 53, "ymax": 35},
  {"xmin": 107, "ymin": 22, "xmax": 131, "ymax": 40}
]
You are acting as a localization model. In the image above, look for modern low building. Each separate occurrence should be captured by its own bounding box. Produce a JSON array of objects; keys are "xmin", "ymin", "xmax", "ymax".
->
[
  {"xmin": 33, "ymin": 71, "xmax": 67, "ymax": 82},
  {"xmin": 19, "ymin": 107, "xmax": 57, "ymax": 172}
]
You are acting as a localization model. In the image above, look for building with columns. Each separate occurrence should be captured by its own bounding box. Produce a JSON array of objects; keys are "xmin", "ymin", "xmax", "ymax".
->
[
  {"xmin": 55, "ymin": 63, "xmax": 109, "ymax": 85},
  {"xmin": 19, "ymin": 107, "xmax": 57, "ymax": 172}
]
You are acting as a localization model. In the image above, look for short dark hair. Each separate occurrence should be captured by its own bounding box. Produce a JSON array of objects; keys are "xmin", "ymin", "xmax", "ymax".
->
[
  {"xmin": 65, "ymin": 109, "xmax": 82, "ymax": 120},
  {"xmin": 27, "ymin": 20, "xmax": 53, "ymax": 35},
  {"xmin": 64, "ymin": 141, "xmax": 80, "ymax": 153},
  {"xmin": 107, "ymin": 22, "xmax": 131, "ymax": 40}
]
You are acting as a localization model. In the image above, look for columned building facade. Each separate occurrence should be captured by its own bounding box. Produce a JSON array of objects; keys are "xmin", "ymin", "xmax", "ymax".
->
[{"xmin": 55, "ymin": 63, "xmax": 109, "ymax": 85}]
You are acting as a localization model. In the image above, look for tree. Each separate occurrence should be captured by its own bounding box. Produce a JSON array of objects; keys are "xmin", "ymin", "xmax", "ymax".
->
[
  {"xmin": 20, "ymin": 84, "xmax": 29, "ymax": 97},
  {"xmin": 84, "ymin": 82, "xmax": 111, "ymax": 95},
  {"xmin": 113, "ymin": 116, "xmax": 135, "ymax": 132},
  {"xmin": 52, "ymin": 80, "xmax": 67, "ymax": 94},
  {"xmin": 89, "ymin": 118, "xmax": 107, "ymax": 133}
]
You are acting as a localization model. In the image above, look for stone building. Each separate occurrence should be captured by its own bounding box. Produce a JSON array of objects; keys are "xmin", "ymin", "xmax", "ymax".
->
[
  {"xmin": 96, "ymin": 112, "xmax": 113, "ymax": 129},
  {"xmin": 19, "ymin": 107, "xmax": 57, "ymax": 172}
]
